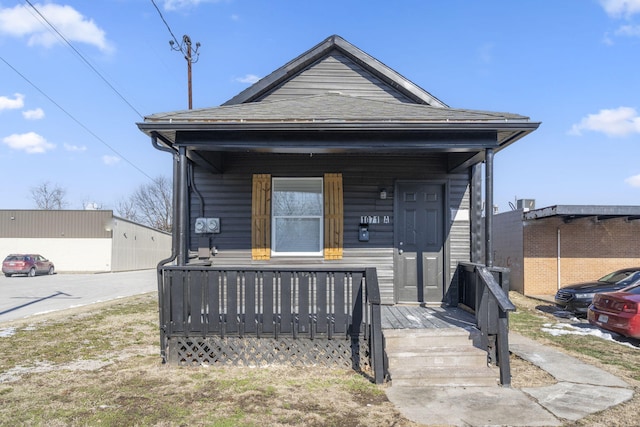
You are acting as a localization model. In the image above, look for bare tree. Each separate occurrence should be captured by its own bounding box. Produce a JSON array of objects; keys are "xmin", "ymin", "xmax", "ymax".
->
[
  {"xmin": 116, "ymin": 176, "xmax": 172, "ymax": 232},
  {"xmin": 31, "ymin": 181, "xmax": 69, "ymax": 210}
]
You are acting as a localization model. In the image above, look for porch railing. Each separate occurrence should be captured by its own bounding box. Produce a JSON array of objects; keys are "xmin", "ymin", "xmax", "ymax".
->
[
  {"xmin": 157, "ymin": 265, "xmax": 385, "ymax": 383},
  {"xmin": 457, "ymin": 262, "xmax": 515, "ymax": 386}
]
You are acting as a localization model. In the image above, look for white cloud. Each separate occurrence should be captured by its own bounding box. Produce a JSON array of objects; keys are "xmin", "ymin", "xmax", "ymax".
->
[
  {"xmin": 64, "ymin": 143, "xmax": 86, "ymax": 152},
  {"xmin": 569, "ymin": 107, "xmax": 640, "ymax": 137},
  {"xmin": 2, "ymin": 132, "xmax": 55, "ymax": 153},
  {"xmin": 102, "ymin": 155, "xmax": 120, "ymax": 165},
  {"xmin": 0, "ymin": 3, "xmax": 114, "ymax": 53},
  {"xmin": 624, "ymin": 174, "xmax": 640, "ymax": 187},
  {"xmin": 22, "ymin": 108, "xmax": 45, "ymax": 120},
  {"xmin": 163, "ymin": 0, "xmax": 222, "ymax": 11},
  {"xmin": 600, "ymin": 0, "xmax": 640, "ymax": 18},
  {"xmin": 235, "ymin": 74, "xmax": 260, "ymax": 84},
  {"xmin": 616, "ymin": 24, "xmax": 640, "ymax": 36},
  {"xmin": 0, "ymin": 93, "xmax": 25, "ymax": 111}
]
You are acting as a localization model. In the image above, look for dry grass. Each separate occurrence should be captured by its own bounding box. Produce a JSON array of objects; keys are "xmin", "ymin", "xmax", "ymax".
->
[
  {"xmin": 0, "ymin": 293, "xmax": 419, "ymax": 427},
  {"xmin": 0, "ymin": 291, "xmax": 637, "ymax": 426}
]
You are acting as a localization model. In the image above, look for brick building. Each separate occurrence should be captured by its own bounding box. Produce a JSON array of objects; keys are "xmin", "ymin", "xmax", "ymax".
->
[{"xmin": 493, "ymin": 204, "xmax": 640, "ymax": 295}]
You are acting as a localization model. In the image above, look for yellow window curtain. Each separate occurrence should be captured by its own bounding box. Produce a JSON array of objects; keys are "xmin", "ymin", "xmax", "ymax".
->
[
  {"xmin": 324, "ymin": 173, "xmax": 344, "ymax": 260},
  {"xmin": 251, "ymin": 174, "xmax": 271, "ymax": 260}
]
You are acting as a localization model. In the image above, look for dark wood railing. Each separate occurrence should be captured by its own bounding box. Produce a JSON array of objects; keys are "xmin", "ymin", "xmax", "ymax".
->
[
  {"xmin": 157, "ymin": 266, "xmax": 385, "ymax": 383},
  {"xmin": 458, "ymin": 262, "xmax": 515, "ymax": 386}
]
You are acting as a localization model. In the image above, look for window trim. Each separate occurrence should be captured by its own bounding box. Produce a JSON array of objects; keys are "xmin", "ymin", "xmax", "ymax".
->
[{"xmin": 271, "ymin": 177, "xmax": 324, "ymax": 257}]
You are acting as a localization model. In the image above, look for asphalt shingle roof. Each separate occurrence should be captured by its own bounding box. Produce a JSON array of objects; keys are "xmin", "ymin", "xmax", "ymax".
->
[{"xmin": 144, "ymin": 93, "xmax": 531, "ymax": 125}]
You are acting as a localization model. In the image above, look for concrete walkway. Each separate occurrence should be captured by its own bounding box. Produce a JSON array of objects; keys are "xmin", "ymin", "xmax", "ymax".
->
[{"xmin": 386, "ymin": 332, "xmax": 634, "ymax": 426}]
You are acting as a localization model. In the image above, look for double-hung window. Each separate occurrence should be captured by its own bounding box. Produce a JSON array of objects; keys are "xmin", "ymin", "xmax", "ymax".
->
[
  {"xmin": 251, "ymin": 173, "xmax": 343, "ymax": 260},
  {"xmin": 272, "ymin": 177, "xmax": 323, "ymax": 256}
]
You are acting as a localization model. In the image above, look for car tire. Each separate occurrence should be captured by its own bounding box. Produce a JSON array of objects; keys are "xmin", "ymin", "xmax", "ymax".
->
[
  {"xmin": 28, "ymin": 267, "xmax": 36, "ymax": 277},
  {"xmin": 4, "ymin": 273, "xmax": 11, "ymax": 277},
  {"xmin": 48, "ymin": 266, "xmax": 54, "ymax": 275}
]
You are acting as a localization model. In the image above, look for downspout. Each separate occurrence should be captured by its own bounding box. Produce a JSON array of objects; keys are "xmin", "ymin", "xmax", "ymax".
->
[
  {"xmin": 485, "ymin": 148, "xmax": 494, "ymax": 268},
  {"xmin": 177, "ymin": 145, "xmax": 189, "ymax": 266},
  {"xmin": 151, "ymin": 134, "xmax": 179, "ymax": 364},
  {"xmin": 557, "ymin": 227, "xmax": 561, "ymax": 290}
]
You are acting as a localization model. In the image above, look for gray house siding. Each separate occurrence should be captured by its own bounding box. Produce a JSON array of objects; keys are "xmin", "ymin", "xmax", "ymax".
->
[
  {"xmin": 188, "ymin": 153, "xmax": 470, "ymax": 304},
  {"xmin": 257, "ymin": 53, "xmax": 416, "ymax": 103}
]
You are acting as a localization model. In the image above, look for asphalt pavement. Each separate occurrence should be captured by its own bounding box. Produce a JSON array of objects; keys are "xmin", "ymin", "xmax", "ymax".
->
[{"xmin": 0, "ymin": 269, "xmax": 157, "ymax": 324}]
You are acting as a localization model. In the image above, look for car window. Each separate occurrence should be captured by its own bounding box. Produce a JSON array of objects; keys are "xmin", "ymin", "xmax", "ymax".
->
[
  {"xmin": 617, "ymin": 271, "xmax": 640, "ymax": 286},
  {"xmin": 599, "ymin": 270, "xmax": 640, "ymax": 284},
  {"xmin": 623, "ymin": 284, "xmax": 640, "ymax": 295}
]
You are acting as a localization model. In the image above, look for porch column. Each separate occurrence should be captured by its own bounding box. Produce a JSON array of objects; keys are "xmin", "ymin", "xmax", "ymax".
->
[
  {"xmin": 485, "ymin": 148, "xmax": 494, "ymax": 267},
  {"xmin": 177, "ymin": 146, "xmax": 189, "ymax": 266}
]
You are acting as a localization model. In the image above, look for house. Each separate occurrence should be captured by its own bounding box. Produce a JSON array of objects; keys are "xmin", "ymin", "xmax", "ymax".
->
[
  {"xmin": 0, "ymin": 210, "xmax": 171, "ymax": 273},
  {"xmin": 137, "ymin": 35, "xmax": 539, "ymax": 382},
  {"xmin": 493, "ymin": 203, "xmax": 640, "ymax": 296}
]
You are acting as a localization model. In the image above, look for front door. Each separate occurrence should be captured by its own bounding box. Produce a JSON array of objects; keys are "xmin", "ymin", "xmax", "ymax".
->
[{"xmin": 394, "ymin": 182, "xmax": 444, "ymax": 303}]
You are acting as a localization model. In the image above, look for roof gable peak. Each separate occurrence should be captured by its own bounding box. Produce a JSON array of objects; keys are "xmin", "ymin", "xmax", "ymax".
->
[{"xmin": 223, "ymin": 35, "xmax": 448, "ymax": 108}]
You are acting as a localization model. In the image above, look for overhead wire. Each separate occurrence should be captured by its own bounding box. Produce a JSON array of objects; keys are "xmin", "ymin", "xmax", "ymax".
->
[
  {"xmin": 23, "ymin": 0, "xmax": 145, "ymax": 119},
  {"xmin": 150, "ymin": 0, "xmax": 182, "ymax": 46},
  {"xmin": 0, "ymin": 55, "xmax": 154, "ymax": 181},
  {"xmin": 7, "ymin": 1, "xmax": 154, "ymax": 182}
]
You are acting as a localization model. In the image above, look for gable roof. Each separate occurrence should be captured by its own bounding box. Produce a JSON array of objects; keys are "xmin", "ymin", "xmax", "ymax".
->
[
  {"xmin": 138, "ymin": 35, "xmax": 540, "ymax": 158},
  {"xmin": 222, "ymin": 35, "xmax": 448, "ymax": 107}
]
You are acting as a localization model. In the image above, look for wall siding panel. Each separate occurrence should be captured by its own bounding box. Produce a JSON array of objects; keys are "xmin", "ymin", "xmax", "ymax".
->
[
  {"xmin": 189, "ymin": 153, "xmax": 470, "ymax": 304},
  {"xmin": 259, "ymin": 54, "xmax": 415, "ymax": 103}
]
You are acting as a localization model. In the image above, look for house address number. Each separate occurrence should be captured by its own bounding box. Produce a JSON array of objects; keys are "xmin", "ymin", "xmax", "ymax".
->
[{"xmin": 360, "ymin": 215, "xmax": 391, "ymax": 224}]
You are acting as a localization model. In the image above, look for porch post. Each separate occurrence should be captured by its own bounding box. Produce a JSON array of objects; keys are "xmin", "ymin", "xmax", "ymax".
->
[
  {"xmin": 177, "ymin": 146, "xmax": 189, "ymax": 266},
  {"xmin": 470, "ymin": 164, "xmax": 483, "ymax": 263},
  {"xmin": 485, "ymin": 148, "xmax": 494, "ymax": 268}
]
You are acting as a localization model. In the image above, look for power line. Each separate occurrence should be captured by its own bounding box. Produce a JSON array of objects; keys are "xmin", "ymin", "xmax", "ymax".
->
[
  {"xmin": 0, "ymin": 55, "xmax": 154, "ymax": 182},
  {"xmin": 24, "ymin": 0, "xmax": 144, "ymax": 119},
  {"xmin": 150, "ymin": 0, "xmax": 182, "ymax": 46},
  {"xmin": 150, "ymin": 0, "xmax": 201, "ymax": 109}
]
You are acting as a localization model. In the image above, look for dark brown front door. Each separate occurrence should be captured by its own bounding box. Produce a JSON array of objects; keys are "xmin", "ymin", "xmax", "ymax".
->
[{"xmin": 394, "ymin": 182, "xmax": 444, "ymax": 303}]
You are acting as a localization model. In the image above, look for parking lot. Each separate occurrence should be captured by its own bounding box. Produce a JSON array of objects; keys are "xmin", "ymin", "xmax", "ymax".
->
[{"xmin": 0, "ymin": 270, "xmax": 156, "ymax": 324}]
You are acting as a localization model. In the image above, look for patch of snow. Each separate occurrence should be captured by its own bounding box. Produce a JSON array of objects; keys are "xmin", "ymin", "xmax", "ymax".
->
[
  {"xmin": 541, "ymin": 322, "xmax": 639, "ymax": 349},
  {"xmin": 0, "ymin": 327, "xmax": 16, "ymax": 338}
]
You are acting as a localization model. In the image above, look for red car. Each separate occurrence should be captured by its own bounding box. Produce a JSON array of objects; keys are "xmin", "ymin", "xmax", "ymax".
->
[
  {"xmin": 588, "ymin": 283, "xmax": 640, "ymax": 339},
  {"xmin": 2, "ymin": 254, "xmax": 55, "ymax": 277}
]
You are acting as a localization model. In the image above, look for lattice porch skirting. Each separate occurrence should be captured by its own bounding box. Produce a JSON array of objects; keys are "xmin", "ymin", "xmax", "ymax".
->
[{"xmin": 167, "ymin": 336, "xmax": 372, "ymax": 372}]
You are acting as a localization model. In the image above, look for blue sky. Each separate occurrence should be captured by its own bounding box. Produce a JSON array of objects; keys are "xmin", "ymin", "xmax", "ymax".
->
[{"xmin": 1, "ymin": 0, "xmax": 639, "ymax": 213}]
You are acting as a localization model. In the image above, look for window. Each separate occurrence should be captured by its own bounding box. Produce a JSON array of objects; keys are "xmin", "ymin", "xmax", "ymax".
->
[
  {"xmin": 272, "ymin": 178, "xmax": 323, "ymax": 255},
  {"xmin": 252, "ymin": 173, "xmax": 342, "ymax": 260}
]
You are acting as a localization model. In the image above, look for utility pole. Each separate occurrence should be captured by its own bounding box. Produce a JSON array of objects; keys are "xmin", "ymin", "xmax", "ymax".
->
[{"xmin": 170, "ymin": 35, "xmax": 201, "ymax": 109}]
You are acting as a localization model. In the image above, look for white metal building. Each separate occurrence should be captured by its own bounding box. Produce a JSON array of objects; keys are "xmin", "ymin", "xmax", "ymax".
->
[{"xmin": 0, "ymin": 210, "xmax": 171, "ymax": 273}]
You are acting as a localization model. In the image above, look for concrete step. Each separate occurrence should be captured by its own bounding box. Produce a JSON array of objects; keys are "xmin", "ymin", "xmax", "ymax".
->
[
  {"xmin": 383, "ymin": 327, "xmax": 497, "ymax": 387},
  {"xmin": 383, "ymin": 327, "xmax": 479, "ymax": 350},
  {"xmin": 389, "ymin": 366, "xmax": 499, "ymax": 387},
  {"xmin": 387, "ymin": 346, "xmax": 488, "ymax": 369}
]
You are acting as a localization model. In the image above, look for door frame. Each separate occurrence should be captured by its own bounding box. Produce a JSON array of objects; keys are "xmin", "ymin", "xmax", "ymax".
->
[{"xmin": 393, "ymin": 179, "xmax": 450, "ymax": 304}]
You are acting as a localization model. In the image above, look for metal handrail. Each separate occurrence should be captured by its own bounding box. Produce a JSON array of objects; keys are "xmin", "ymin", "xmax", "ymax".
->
[{"xmin": 458, "ymin": 262, "xmax": 514, "ymax": 387}]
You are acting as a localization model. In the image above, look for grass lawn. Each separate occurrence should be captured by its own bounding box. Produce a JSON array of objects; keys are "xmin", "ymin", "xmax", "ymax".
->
[{"xmin": 0, "ymin": 291, "xmax": 637, "ymax": 426}]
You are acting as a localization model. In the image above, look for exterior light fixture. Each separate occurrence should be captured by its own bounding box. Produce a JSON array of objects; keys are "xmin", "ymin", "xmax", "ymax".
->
[{"xmin": 379, "ymin": 188, "xmax": 387, "ymax": 200}]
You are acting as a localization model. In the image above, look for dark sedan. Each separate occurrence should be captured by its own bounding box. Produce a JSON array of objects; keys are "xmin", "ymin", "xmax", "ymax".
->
[
  {"xmin": 2, "ymin": 254, "xmax": 55, "ymax": 277},
  {"xmin": 555, "ymin": 268, "xmax": 640, "ymax": 315}
]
